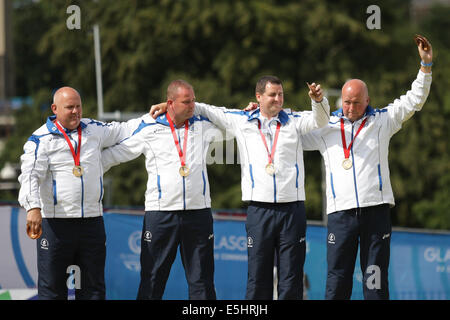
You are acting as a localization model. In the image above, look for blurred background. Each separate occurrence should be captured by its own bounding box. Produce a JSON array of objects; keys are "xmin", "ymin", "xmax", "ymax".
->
[{"xmin": 0, "ymin": 0, "xmax": 449, "ymax": 230}]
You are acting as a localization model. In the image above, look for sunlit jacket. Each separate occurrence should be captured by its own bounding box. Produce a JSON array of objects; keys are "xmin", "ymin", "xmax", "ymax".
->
[
  {"xmin": 101, "ymin": 113, "xmax": 225, "ymax": 211},
  {"xmin": 194, "ymin": 98, "xmax": 330, "ymax": 203},
  {"xmin": 302, "ymin": 70, "xmax": 432, "ymax": 214},
  {"xmin": 18, "ymin": 116, "xmax": 140, "ymax": 218}
]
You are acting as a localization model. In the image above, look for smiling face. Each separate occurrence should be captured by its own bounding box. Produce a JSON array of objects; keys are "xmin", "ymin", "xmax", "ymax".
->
[
  {"xmin": 51, "ymin": 87, "xmax": 82, "ymax": 130},
  {"xmin": 256, "ymin": 81, "xmax": 284, "ymax": 118},
  {"xmin": 341, "ymin": 79, "xmax": 370, "ymax": 122}
]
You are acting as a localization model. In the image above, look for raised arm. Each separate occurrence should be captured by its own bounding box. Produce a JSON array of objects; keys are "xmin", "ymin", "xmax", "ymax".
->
[{"xmin": 385, "ymin": 35, "xmax": 433, "ymax": 135}]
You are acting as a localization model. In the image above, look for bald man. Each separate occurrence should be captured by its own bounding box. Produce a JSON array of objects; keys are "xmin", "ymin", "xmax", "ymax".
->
[
  {"xmin": 18, "ymin": 87, "xmax": 141, "ymax": 299},
  {"xmin": 301, "ymin": 36, "xmax": 433, "ymax": 299}
]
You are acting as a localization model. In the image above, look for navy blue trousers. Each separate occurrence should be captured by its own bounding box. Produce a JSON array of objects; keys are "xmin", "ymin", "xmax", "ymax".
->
[
  {"xmin": 137, "ymin": 208, "xmax": 216, "ymax": 300},
  {"xmin": 37, "ymin": 216, "xmax": 106, "ymax": 300},
  {"xmin": 245, "ymin": 201, "xmax": 306, "ymax": 300},
  {"xmin": 325, "ymin": 204, "xmax": 391, "ymax": 300}
]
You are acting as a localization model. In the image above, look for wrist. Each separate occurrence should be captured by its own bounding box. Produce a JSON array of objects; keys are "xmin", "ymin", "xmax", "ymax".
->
[{"xmin": 421, "ymin": 60, "xmax": 433, "ymax": 67}]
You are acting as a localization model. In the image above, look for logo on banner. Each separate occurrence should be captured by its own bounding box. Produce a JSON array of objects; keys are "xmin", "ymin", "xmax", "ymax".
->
[
  {"xmin": 214, "ymin": 235, "xmax": 248, "ymax": 262},
  {"xmin": 424, "ymin": 247, "xmax": 450, "ymax": 274},
  {"xmin": 119, "ymin": 231, "xmax": 142, "ymax": 272},
  {"xmin": 128, "ymin": 231, "xmax": 141, "ymax": 254}
]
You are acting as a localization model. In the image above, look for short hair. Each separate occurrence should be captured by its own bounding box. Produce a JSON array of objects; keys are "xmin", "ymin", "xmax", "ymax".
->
[
  {"xmin": 167, "ymin": 79, "xmax": 194, "ymax": 100},
  {"xmin": 255, "ymin": 75, "xmax": 282, "ymax": 95}
]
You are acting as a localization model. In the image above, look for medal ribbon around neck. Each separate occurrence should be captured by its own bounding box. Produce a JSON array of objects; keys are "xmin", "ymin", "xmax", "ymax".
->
[
  {"xmin": 166, "ymin": 113, "xmax": 189, "ymax": 170},
  {"xmin": 257, "ymin": 120, "xmax": 281, "ymax": 167},
  {"xmin": 54, "ymin": 120, "xmax": 82, "ymax": 170},
  {"xmin": 340, "ymin": 117, "xmax": 368, "ymax": 160}
]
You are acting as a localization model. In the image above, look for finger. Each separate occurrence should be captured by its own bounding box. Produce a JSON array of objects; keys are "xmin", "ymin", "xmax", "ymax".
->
[
  {"xmin": 306, "ymin": 82, "xmax": 316, "ymax": 90},
  {"xmin": 33, "ymin": 222, "xmax": 41, "ymax": 235},
  {"xmin": 151, "ymin": 109, "xmax": 161, "ymax": 119}
]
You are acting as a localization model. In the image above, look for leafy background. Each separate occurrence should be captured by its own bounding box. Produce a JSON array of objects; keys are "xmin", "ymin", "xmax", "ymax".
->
[{"xmin": 2, "ymin": 0, "xmax": 449, "ymax": 229}]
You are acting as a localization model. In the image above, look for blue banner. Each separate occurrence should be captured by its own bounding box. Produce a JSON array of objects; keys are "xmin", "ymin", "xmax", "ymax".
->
[
  {"xmin": 102, "ymin": 212, "xmax": 450, "ymax": 300},
  {"xmin": 1, "ymin": 206, "xmax": 448, "ymax": 300}
]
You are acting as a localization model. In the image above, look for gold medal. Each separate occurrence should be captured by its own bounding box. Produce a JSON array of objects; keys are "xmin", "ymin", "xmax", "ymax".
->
[
  {"xmin": 179, "ymin": 165, "xmax": 190, "ymax": 177},
  {"xmin": 265, "ymin": 163, "xmax": 275, "ymax": 175},
  {"xmin": 26, "ymin": 224, "xmax": 42, "ymax": 240},
  {"xmin": 73, "ymin": 165, "xmax": 84, "ymax": 177},
  {"xmin": 342, "ymin": 158, "xmax": 352, "ymax": 170}
]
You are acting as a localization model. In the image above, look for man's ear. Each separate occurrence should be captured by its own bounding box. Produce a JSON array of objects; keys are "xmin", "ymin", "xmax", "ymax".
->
[
  {"xmin": 51, "ymin": 104, "xmax": 57, "ymax": 115},
  {"xmin": 255, "ymin": 93, "xmax": 261, "ymax": 104}
]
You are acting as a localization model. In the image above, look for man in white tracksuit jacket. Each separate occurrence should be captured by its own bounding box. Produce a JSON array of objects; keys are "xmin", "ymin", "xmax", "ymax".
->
[
  {"xmin": 179, "ymin": 76, "xmax": 330, "ymax": 299},
  {"xmin": 102, "ymin": 80, "xmax": 223, "ymax": 299},
  {"xmin": 301, "ymin": 36, "xmax": 433, "ymax": 299},
  {"xmin": 18, "ymin": 87, "xmax": 141, "ymax": 299}
]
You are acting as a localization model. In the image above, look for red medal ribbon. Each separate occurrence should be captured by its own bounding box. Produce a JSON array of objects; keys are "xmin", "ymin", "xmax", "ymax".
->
[
  {"xmin": 166, "ymin": 113, "xmax": 189, "ymax": 167},
  {"xmin": 257, "ymin": 121, "xmax": 281, "ymax": 165},
  {"xmin": 54, "ymin": 121, "xmax": 82, "ymax": 167},
  {"xmin": 340, "ymin": 118, "xmax": 368, "ymax": 159}
]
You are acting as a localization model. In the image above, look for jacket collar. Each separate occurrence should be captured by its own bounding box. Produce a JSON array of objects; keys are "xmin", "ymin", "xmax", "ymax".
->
[
  {"xmin": 247, "ymin": 108, "xmax": 289, "ymax": 125},
  {"xmin": 46, "ymin": 115, "xmax": 87, "ymax": 135},
  {"xmin": 331, "ymin": 105, "xmax": 375, "ymax": 120},
  {"xmin": 155, "ymin": 112, "xmax": 197, "ymax": 127}
]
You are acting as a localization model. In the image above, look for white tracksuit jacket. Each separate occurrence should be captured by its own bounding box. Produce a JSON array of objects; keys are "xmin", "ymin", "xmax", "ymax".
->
[
  {"xmin": 101, "ymin": 113, "xmax": 224, "ymax": 211},
  {"xmin": 18, "ymin": 116, "xmax": 141, "ymax": 218},
  {"xmin": 194, "ymin": 98, "xmax": 330, "ymax": 203},
  {"xmin": 301, "ymin": 70, "xmax": 432, "ymax": 214}
]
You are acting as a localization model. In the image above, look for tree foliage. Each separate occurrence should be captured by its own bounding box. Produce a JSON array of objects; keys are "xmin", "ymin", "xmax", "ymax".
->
[{"xmin": 3, "ymin": 0, "xmax": 449, "ymax": 229}]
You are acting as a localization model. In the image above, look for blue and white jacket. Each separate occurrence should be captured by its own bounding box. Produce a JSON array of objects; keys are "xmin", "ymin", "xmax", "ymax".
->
[
  {"xmin": 302, "ymin": 70, "xmax": 432, "ymax": 214},
  {"xmin": 194, "ymin": 98, "xmax": 330, "ymax": 203},
  {"xmin": 18, "ymin": 116, "xmax": 141, "ymax": 218},
  {"xmin": 101, "ymin": 113, "xmax": 225, "ymax": 211}
]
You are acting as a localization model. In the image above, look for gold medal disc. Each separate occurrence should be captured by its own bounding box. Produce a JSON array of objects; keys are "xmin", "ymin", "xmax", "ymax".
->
[
  {"xmin": 265, "ymin": 163, "xmax": 275, "ymax": 175},
  {"xmin": 73, "ymin": 165, "xmax": 84, "ymax": 177},
  {"xmin": 342, "ymin": 158, "xmax": 352, "ymax": 170},
  {"xmin": 179, "ymin": 166, "xmax": 190, "ymax": 177}
]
